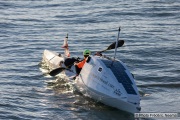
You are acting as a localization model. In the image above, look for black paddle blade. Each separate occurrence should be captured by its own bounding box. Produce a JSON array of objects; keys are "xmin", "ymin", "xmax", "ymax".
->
[
  {"xmin": 107, "ymin": 40, "xmax": 124, "ymax": 50},
  {"xmin": 99, "ymin": 40, "xmax": 124, "ymax": 53},
  {"xmin": 49, "ymin": 67, "xmax": 66, "ymax": 76}
]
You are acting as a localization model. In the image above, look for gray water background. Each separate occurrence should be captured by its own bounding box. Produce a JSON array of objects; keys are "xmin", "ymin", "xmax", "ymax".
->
[{"xmin": 0, "ymin": 0, "xmax": 180, "ymax": 120}]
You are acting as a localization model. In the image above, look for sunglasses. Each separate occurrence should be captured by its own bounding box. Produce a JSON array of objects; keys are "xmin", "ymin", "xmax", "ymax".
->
[{"xmin": 84, "ymin": 55, "xmax": 89, "ymax": 58}]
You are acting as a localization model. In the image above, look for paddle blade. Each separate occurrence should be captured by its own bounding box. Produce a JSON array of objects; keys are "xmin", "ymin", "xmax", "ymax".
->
[
  {"xmin": 99, "ymin": 40, "xmax": 124, "ymax": 53},
  {"xmin": 107, "ymin": 40, "xmax": 124, "ymax": 50},
  {"xmin": 49, "ymin": 67, "xmax": 66, "ymax": 76}
]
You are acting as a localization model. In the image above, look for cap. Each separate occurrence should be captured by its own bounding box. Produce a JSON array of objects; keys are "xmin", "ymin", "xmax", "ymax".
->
[{"xmin": 83, "ymin": 49, "xmax": 91, "ymax": 55}]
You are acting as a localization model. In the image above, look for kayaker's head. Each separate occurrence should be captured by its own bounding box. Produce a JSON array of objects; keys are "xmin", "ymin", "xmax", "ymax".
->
[{"xmin": 83, "ymin": 49, "xmax": 91, "ymax": 58}]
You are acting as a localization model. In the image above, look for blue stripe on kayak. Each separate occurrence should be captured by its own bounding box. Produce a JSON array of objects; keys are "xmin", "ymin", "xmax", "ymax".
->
[{"xmin": 101, "ymin": 60, "xmax": 137, "ymax": 95}]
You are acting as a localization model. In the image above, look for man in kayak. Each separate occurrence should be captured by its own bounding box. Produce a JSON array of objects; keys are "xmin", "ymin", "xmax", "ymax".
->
[{"xmin": 74, "ymin": 49, "xmax": 91, "ymax": 74}]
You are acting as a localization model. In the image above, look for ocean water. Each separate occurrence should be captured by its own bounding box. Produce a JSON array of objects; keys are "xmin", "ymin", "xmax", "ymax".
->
[{"xmin": 0, "ymin": 0, "xmax": 179, "ymax": 120}]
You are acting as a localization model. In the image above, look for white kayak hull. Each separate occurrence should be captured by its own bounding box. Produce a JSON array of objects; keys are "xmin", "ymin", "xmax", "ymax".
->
[
  {"xmin": 74, "ymin": 76, "xmax": 141, "ymax": 113},
  {"xmin": 42, "ymin": 49, "xmax": 141, "ymax": 113},
  {"xmin": 43, "ymin": 49, "xmax": 65, "ymax": 70},
  {"xmin": 73, "ymin": 56, "xmax": 141, "ymax": 113}
]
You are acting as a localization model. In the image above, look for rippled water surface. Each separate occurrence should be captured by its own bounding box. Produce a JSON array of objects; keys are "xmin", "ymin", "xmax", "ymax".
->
[{"xmin": 0, "ymin": 0, "xmax": 180, "ymax": 120}]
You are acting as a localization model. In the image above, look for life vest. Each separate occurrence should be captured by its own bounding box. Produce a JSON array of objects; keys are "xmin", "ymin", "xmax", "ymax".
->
[{"xmin": 76, "ymin": 59, "xmax": 86, "ymax": 68}]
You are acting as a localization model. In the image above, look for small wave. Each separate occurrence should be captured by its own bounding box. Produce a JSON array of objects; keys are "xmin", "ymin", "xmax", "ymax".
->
[
  {"xmin": 138, "ymin": 82, "xmax": 180, "ymax": 88},
  {"xmin": 39, "ymin": 68, "xmax": 49, "ymax": 74},
  {"xmin": 138, "ymin": 90, "xmax": 151, "ymax": 97},
  {"xmin": 45, "ymin": 78, "xmax": 73, "ymax": 91},
  {"xmin": 15, "ymin": 18, "xmax": 45, "ymax": 23}
]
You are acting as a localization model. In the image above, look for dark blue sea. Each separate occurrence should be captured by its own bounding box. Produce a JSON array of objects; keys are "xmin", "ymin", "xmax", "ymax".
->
[{"xmin": 0, "ymin": 0, "xmax": 179, "ymax": 120}]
